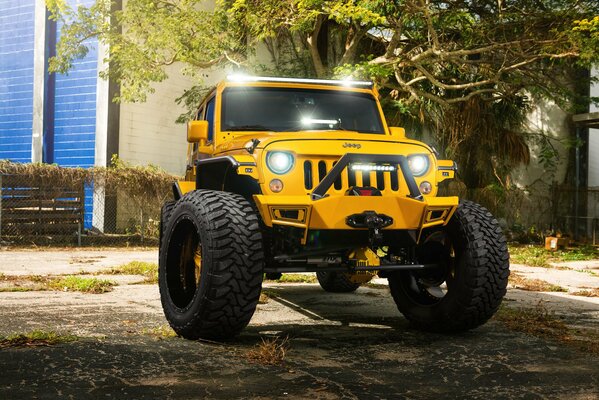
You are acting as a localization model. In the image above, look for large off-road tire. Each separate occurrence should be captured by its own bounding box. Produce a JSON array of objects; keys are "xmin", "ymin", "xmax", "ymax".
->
[
  {"xmin": 388, "ymin": 200, "xmax": 509, "ymax": 332},
  {"xmin": 159, "ymin": 190, "xmax": 264, "ymax": 341},
  {"xmin": 317, "ymin": 271, "xmax": 361, "ymax": 293},
  {"xmin": 159, "ymin": 200, "xmax": 176, "ymax": 248}
]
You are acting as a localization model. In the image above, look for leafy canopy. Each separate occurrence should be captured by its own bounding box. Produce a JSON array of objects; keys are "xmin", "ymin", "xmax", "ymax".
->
[{"xmin": 47, "ymin": 0, "xmax": 599, "ymax": 188}]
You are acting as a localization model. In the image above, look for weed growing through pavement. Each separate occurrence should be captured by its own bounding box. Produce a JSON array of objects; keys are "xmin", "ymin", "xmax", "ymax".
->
[
  {"xmin": 570, "ymin": 288, "xmax": 599, "ymax": 297},
  {"xmin": 246, "ymin": 336, "xmax": 290, "ymax": 366},
  {"xmin": 0, "ymin": 274, "xmax": 115, "ymax": 293},
  {"xmin": 265, "ymin": 274, "xmax": 317, "ymax": 283},
  {"xmin": 141, "ymin": 325, "xmax": 178, "ymax": 339},
  {"xmin": 46, "ymin": 276, "xmax": 115, "ymax": 293},
  {"xmin": 258, "ymin": 290, "xmax": 280, "ymax": 304},
  {"xmin": 100, "ymin": 261, "xmax": 158, "ymax": 284},
  {"xmin": 509, "ymin": 272, "xmax": 568, "ymax": 292},
  {"xmin": 0, "ymin": 330, "xmax": 77, "ymax": 348},
  {"xmin": 495, "ymin": 302, "xmax": 599, "ymax": 354}
]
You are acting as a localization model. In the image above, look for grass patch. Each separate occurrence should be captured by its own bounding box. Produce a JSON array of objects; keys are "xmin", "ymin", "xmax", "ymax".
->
[
  {"xmin": 0, "ymin": 330, "xmax": 77, "ymax": 348},
  {"xmin": 509, "ymin": 244, "xmax": 599, "ymax": 267},
  {"xmin": 99, "ymin": 261, "xmax": 158, "ymax": 284},
  {"xmin": 258, "ymin": 290, "xmax": 279, "ymax": 304},
  {"xmin": 570, "ymin": 288, "xmax": 599, "ymax": 297},
  {"xmin": 141, "ymin": 325, "xmax": 177, "ymax": 339},
  {"xmin": 0, "ymin": 275, "xmax": 115, "ymax": 293},
  {"xmin": 246, "ymin": 336, "xmax": 289, "ymax": 366},
  {"xmin": 366, "ymin": 282, "xmax": 388, "ymax": 289},
  {"xmin": 509, "ymin": 272, "xmax": 568, "ymax": 292},
  {"xmin": 495, "ymin": 303, "xmax": 599, "ymax": 354},
  {"xmin": 266, "ymin": 273, "xmax": 317, "ymax": 283},
  {"xmin": 46, "ymin": 276, "xmax": 115, "ymax": 293},
  {"xmin": 574, "ymin": 269, "xmax": 598, "ymax": 277}
]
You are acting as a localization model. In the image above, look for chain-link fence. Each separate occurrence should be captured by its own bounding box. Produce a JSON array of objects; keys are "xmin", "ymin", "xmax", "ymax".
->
[
  {"xmin": 3, "ymin": 161, "xmax": 599, "ymax": 247},
  {"xmin": 0, "ymin": 162, "xmax": 175, "ymax": 247}
]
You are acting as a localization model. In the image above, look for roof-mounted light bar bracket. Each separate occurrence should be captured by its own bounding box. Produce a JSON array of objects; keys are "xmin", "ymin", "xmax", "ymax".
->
[{"xmin": 226, "ymin": 75, "xmax": 373, "ymax": 88}]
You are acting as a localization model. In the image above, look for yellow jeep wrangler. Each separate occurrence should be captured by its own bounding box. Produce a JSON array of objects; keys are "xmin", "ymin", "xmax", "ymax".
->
[{"xmin": 159, "ymin": 76, "xmax": 510, "ymax": 341}]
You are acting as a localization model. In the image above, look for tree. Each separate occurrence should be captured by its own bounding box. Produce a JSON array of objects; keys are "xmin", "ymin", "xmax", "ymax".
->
[{"xmin": 48, "ymin": 0, "xmax": 599, "ymax": 188}]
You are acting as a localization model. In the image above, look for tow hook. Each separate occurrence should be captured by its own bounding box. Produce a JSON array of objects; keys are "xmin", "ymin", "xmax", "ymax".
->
[{"xmin": 346, "ymin": 210, "xmax": 393, "ymax": 246}]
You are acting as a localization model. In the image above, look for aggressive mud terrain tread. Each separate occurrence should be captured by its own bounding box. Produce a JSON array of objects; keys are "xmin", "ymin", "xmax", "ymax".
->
[
  {"xmin": 159, "ymin": 190, "xmax": 264, "ymax": 341},
  {"xmin": 388, "ymin": 200, "xmax": 510, "ymax": 332},
  {"xmin": 317, "ymin": 271, "xmax": 361, "ymax": 293},
  {"xmin": 159, "ymin": 200, "xmax": 176, "ymax": 246}
]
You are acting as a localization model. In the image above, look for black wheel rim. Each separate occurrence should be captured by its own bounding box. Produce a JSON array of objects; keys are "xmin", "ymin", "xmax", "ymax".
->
[
  {"xmin": 400, "ymin": 231, "xmax": 457, "ymax": 306},
  {"xmin": 165, "ymin": 217, "xmax": 202, "ymax": 309}
]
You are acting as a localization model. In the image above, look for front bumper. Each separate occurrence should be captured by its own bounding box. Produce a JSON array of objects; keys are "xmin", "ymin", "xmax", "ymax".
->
[
  {"xmin": 254, "ymin": 152, "xmax": 458, "ymax": 241},
  {"xmin": 255, "ymin": 194, "xmax": 458, "ymax": 231}
]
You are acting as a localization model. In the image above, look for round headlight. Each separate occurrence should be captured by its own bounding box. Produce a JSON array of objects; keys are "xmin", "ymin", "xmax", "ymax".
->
[
  {"xmin": 266, "ymin": 151, "xmax": 294, "ymax": 175},
  {"xmin": 407, "ymin": 155, "xmax": 430, "ymax": 177}
]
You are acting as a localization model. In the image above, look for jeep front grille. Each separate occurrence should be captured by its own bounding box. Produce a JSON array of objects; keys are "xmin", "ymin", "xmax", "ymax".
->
[{"xmin": 303, "ymin": 159, "xmax": 401, "ymax": 193}]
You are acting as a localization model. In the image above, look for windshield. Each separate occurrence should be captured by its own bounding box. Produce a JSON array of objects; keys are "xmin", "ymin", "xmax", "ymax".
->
[{"xmin": 221, "ymin": 87, "xmax": 385, "ymax": 134}]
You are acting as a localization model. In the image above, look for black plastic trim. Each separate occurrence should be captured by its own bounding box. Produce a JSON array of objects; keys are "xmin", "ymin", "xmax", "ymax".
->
[
  {"xmin": 195, "ymin": 155, "xmax": 256, "ymax": 168},
  {"xmin": 438, "ymin": 161, "xmax": 458, "ymax": 171},
  {"xmin": 172, "ymin": 182, "xmax": 182, "ymax": 201}
]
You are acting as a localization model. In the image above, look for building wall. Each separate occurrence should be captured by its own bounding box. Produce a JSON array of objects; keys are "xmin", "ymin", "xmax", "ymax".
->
[
  {"xmin": 511, "ymin": 98, "xmax": 570, "ymax": 187},
  {"xmin": 118, "ymin": 66, "xmax": 226, "ymax": 176},
  {"xmin": 0, "ymin": 0, "xmax": 35, "ymax": 162}
]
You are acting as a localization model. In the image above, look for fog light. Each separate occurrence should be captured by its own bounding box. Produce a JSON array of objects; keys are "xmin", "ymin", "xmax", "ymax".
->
[
  {"xmin": 269, "ymin": 179, "xmax": 284, "ymax": 193},
  {"xmin": 419, "ymin": 181, "xmax": 432, "ymax": 195}
]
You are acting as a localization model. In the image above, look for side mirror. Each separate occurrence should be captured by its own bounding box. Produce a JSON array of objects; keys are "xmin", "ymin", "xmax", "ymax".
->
[
  {"xmin": 389, "ymin": 127, "xmax": 405, "ymax": 138},
  {"xmin": 187, "ymin": 120, "xmax": 209, "ymax": 143}
]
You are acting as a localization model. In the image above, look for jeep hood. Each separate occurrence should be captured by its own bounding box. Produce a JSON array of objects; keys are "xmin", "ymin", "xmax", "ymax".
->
[{"xmin": 215, "ymin": 131, "xmax": 432, "ymax": 157}]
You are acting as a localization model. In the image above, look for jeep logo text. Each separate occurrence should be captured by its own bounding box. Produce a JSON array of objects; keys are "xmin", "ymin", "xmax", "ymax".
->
[{"xmin": 342, "ymin": 143, "xmax": 361, "ymax": 149}]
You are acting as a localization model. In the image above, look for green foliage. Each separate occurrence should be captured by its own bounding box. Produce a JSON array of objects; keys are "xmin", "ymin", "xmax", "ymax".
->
[
  {"xmin": 571, "ymin": 16, "xmax": 599, "ymax": 65},
  {"xmin": 47, "ymin": 276, "xmax": 116, "ymax": 293},
  {"xmin": 101, "ymin": 261, "xmax": 158, "ymax": 284},
  {"xmin": 333, "ymin": 59, "xmax": 393, "ymax": 82},
  {"xmin": 509, "ymin": 244, "xmax": 599, "ymax": 267},
  {"xmin": 48, "ymin": 0, "xmax": 599, "ymax": 188},
  {"xmin": 175, "ymin": 85, "xmax": 211, "ymax": 123},
  {"xmin": 47, "ymin": 0, "xmax": 243, "ymax": 102}
]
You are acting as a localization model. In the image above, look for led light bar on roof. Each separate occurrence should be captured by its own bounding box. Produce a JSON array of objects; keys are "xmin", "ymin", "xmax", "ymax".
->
[{"xmin": 227, "ymin": 75, "xmax": 373, "ymax": 88}]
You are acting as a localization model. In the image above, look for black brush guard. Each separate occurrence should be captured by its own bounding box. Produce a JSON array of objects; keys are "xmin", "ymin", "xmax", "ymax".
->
[{"xmin": 310, "ymin": 153, "xmax": 423, "ymax": 201}]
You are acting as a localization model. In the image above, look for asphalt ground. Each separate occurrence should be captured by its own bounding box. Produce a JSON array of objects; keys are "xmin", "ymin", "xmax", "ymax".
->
[{"xmin": 0, "ymin": 249, "xmax": 598, "ymax": 399}]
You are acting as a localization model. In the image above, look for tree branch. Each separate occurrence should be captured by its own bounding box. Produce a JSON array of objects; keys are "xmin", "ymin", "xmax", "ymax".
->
[{"xmin": 307, "ymin": 14, "xmax": 326, "ymax": 77}]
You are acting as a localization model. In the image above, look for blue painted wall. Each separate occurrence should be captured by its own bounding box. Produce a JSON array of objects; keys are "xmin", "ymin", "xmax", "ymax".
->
[
  {"xmin": 51, "ymin": 0, "xmax": 98, "ymax": 168},
  {"xmin": 52, "ymin": 9, "xmax": 98, "ymax": 227},
  {"xmin": 1, "ymin": 1, "xmax": 100, "ymax": 229},
  {"xmin": 0, "ymin": 0, "xmax": 35, "ymax": 162}
]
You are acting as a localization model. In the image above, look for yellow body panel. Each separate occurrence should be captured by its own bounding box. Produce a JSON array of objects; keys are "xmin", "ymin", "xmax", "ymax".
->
[
  {"xmin": 177, "ymin": 180, "xmax": 196, "ymax": 196},
  {"xmin": 182, "ymin": 78, "xmax": 459, "ymax": 236}
]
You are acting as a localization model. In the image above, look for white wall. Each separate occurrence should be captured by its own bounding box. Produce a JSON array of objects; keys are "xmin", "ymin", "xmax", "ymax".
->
[
  {"xmin": 118, "ymin": 65, "xmax": 225, "ymax": 175},
  {"xmin": 511, "ymin": 98, "xmax": 570, "ymax": 187}
]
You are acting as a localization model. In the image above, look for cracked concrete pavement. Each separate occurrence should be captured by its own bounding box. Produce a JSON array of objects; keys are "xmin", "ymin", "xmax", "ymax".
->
[{"xmin": 0, "ymin": 249, "xmax": 598, "ymax": 399}]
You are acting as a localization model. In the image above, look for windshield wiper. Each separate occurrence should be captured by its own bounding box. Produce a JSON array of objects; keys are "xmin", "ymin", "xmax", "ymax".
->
[{"xmin": 227, "ymin": 125, "xmax": 273, "ymax": 131}]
